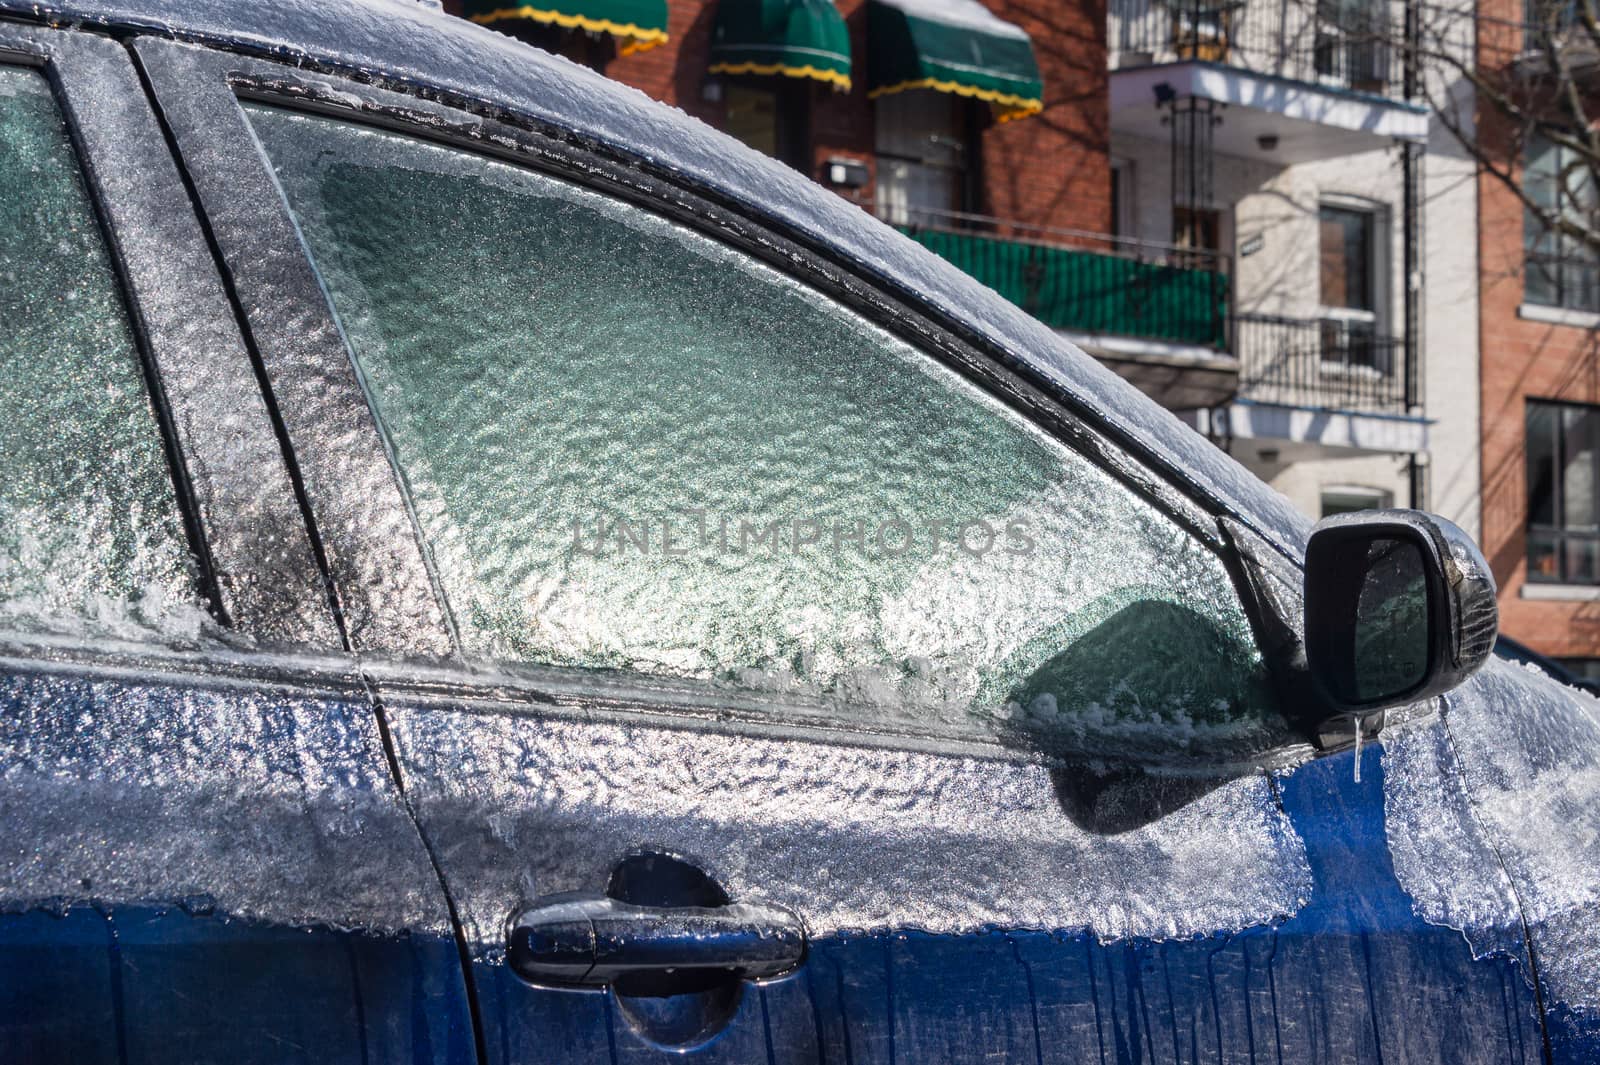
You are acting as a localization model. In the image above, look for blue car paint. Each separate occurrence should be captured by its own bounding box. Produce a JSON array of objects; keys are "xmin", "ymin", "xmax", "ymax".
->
[
  {"xmin": 467, "ymin": 745, "xmax": 1546, "ymax": 1063},
  {"xmin": 0, "ymin": 906, "xmax": 471, "ymax": 1064},
  {"xmin": 0, "ymin": 665, "xmax": 476, "ymax": 1064}
]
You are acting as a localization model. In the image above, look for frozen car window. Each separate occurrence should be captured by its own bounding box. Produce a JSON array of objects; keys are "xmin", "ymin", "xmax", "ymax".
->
[
  {"xmin": 247, "ymin": 104, "xmax": 1284, "ymax": 755},
  {"xmin": 0, "ymin": 68, "xmax": 199, "ymax": 640}
]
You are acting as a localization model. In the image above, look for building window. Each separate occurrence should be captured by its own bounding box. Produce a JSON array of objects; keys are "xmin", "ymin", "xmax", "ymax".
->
[
  {"xmin": 1319, "ymin": 203, "xmax": 1388, "ymax": 373},
  {"xmin": 874, "ymin": 91, "xmax": 979, "ymax": 227},
  {"xmin": 724, "ymin": 82, "xmax": 811, "ymax": 174},
  {"xmin": 1320, "ymin": 486, "xmax": 1392, "ymax": 517},
  {"xmin": 1111, "ymin": 158, "xmax": 1134, "ymax": 239},
  {"xmin": 1527, "ymin": 399, "xmax": 1600, "ymax": 584},
  {"xmin": 1314, "ymin": 0, "xmax": 1389, "ymax": 91},
  {"xmin": 1525, "ymin": 133, "xmax": 1600, "ymax": 313}
]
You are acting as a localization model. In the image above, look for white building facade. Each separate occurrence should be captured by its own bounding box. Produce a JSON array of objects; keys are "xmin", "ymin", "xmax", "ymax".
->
[{"xmin": 1101, "ymin": 0, "xmax": 1480, "ymax": 535}]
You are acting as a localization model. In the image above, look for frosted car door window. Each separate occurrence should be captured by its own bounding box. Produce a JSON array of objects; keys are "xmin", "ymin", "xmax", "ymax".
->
[
  {"xmin": 0, "ymin": 68, "xmax": 199, "ymax": 640},
  {"xmin": 246, "ymin": 104, "xmax": 1283, "ymax": 755}
]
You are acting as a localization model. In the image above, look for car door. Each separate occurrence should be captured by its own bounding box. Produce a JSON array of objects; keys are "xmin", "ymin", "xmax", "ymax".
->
[
  {"xmin": 0, "ymin": 24, "xmax": 473, "ymax": 1062},
  {"xmin": 138, "ymin": 38, "xmax": 1552, "ymax": 1062}
]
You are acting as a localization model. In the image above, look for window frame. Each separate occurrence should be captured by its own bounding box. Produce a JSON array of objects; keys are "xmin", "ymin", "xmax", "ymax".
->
[
  {"xmin": 1523, "ymin": 132, "xmax": 1600, "ymax": 314},
  {"xmin": 0, "ymin": 24, "xmax": 336, "ymax": 654},
  {"xmin": 1526, "ymin": 397, "xmax": 1600, "ymax": 585},
  {"xmin": 137, "ymin": 39, "xmax": 1307, "ymax": 762}
]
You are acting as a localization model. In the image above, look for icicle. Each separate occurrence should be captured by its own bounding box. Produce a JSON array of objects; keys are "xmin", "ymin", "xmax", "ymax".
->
[{"xmin": 1352, "ymin": 717, "xmax": 1363, "ymax": 784}]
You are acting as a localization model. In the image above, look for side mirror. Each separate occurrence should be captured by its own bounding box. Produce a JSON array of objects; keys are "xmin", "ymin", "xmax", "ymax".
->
[{"xmin": 1304, "ymin": 510, "xmax": 1498, "ymax": 714}]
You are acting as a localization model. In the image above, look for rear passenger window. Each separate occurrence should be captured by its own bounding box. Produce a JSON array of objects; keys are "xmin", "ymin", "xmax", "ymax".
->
[
  {"xmin": 246, "ymin": 104, "xmax": 1287, "ymax": 757},
  {"xmin": 0, "ymin": 68, "xmax": 199, "ymax": 639}
]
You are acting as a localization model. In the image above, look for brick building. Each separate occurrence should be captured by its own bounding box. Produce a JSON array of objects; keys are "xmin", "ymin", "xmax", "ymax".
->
[
  {"xmin": 1472, "ymin": 0, "xmax": 1600, "ymax": 671},
  {"xmin": 443, "ymin": 0, "xmax": 1111, "ymax": 237}
]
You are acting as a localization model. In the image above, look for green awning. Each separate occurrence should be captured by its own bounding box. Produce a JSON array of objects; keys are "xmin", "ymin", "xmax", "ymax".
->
[
  {"xmin": 709, "ymin": 0, "xmax": 853, "ymax": 89},
  {"xmin": 465, "ymin": 0, "xmax": 670, "ymax": 54},
  {"xmin": 867, "ymin": 0, "xmax": 1043, "ymax": 122}
]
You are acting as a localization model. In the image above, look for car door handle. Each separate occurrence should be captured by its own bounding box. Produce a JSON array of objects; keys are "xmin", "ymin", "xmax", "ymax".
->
[{"xmin": 506, "ymin": 892, "xmax": 807, "ymax": 987}]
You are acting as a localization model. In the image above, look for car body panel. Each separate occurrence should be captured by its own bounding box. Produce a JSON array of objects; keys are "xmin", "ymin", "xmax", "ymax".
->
[
  {"xmin": 0, "ymin": 1, "xmax": 1593, "ymax": 1059},
  {"xmin": 0, "ymin": 656, "xmax": 477, "ymax": 1062},
  {"xmin": 1389, "ymin": 657, "xmax": 1600, "ymax": 1058},
  {"xmin": 387, "ymin": 693, "xmax": 1545, "ymax": 1062}
]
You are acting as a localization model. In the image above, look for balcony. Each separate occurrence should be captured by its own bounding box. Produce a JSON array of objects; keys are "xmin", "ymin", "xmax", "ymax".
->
[
  {"xmin": 882, "ymin": 205, "xmax": 1229, "ymax": 347},
  {"xmin": 1236, "ymin": 312, "xmax": 1408, "ymax": 412},
  {"xmin": 882, "ymin": 204, "xmax": 1238, "ymax": 407},
  {"xmin": 1215, "ymin": 312, "xmax": 1427, "ymax": 454},
  {"xmin": 1112, "ymin": 0, "xmax": 1404, "ymax": 95},
  {"xmin": 1107, "ymin": 0, "xmax": 1428, "ymax": 162}
]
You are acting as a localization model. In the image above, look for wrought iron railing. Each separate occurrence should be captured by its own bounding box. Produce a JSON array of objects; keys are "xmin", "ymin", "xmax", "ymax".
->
[
  {"xmin": 1235, "ymin": 312, "xmax": 1409, "ymax": 412},
  {"xmin": 1109, "ymin": 0, "xmax": 1407, "ymax": 98},
  {"xmin": 876, "ymin": 203, "xmax": 1232, "ymax": 349}
]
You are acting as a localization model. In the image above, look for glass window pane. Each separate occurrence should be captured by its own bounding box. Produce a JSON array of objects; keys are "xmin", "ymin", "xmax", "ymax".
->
[
  {"xmin": 1566, "ymin": 537, "xmax": 1600, "ymax": 583},
  {"xmin": 1561, "ymin": 405, "xmax": 1598, "ymax": 529},
  {"xmin": 0, "ymin": 67, "xmax": 198, "ymax": 638},
  {"xmin": 1527, "ymin": 529, "xmax": 1561, "ymax": 582},
  {"xmin": 1528, "ymin": 402, "xmax": 1557, "ymax": 528},
  {"xmin": 724, "ymin": 85, "xmax": 779, "ymax": 159},
  {"xmin": 1319, "ymin": 205, "xmax": 1372, "ymax": 311},
  {"xmin": 245, "ymin": 105, "xmax": 1283, "ymax": 755}
]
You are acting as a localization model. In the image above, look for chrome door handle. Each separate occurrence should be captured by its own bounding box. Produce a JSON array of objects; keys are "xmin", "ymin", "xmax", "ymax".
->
[{"xmin": 506, "ymin": 892, "xmax": 807, "ymax": 988}]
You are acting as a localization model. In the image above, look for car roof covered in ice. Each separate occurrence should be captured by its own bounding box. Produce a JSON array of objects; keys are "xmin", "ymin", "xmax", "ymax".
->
[{"xmin": 1, "ymin": 0, "xmax": 1313, "ymax": 555}]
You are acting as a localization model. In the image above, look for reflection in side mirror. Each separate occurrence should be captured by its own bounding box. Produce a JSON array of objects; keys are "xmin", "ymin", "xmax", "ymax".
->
[{"xmin": 1304, "ymin": 510, "xmax": 1498, "ymax": 715}]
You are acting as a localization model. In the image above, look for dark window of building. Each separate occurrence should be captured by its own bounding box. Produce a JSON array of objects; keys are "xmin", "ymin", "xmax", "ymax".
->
[
  {"xmin": 1527, "ymin": 399, "xmax": 1600, "ymax": 584},
  {"xmin": 1525, "ymin": 133, "xmax": 1600, "ymax": 313},
  {"xmin": 1319, "ymin": 203, "xmax": 1387, "ymax": 372},
  {"xmin": 1319, "ymin": 204, "xmax": 1375, "ymax": 311},
  {"xmin": 1111, "ymin": 159, "xmax": 1132, "ymax": 239},
  {"xmin": 1173, "ymin": 205, "xmax": 1220, "ymax": 252},
  {"xmin": 724, "ymin": 81, "xmax": 811, "ymax": 174},
  {"xmin": 1314, "ymin": 0, "xmax": 1389, "ymax": 91},
  {"xmin": 1526, "ymin": 0, "xmax": 1585, "ymax": 32},
  {"xmin": 874, "ymin": 91, "xmax": 980, "ymax": 227}
]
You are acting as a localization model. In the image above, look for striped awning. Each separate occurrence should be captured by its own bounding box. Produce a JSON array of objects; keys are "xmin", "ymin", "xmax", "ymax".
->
[
  {"xmin": 867, "ymin": 0, "xmax": 1043, "ymax": 122},
  {"xmin": 465, "ymin": 0, "xmax": 670, "ymax": 55},
  {"xmin": 709, "ymin": 0, "xmax": 853, "ymax": 90}
]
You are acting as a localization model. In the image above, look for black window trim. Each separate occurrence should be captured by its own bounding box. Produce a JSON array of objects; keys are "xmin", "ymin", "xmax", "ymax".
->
[
  {"xmin": 1523, "ymin": 132, "xmax": 1599, "ymax": 315},
  {"xmin": 1526, "ymin": 396, "xmax": 1600, "ymax": 585},
  {"xmin": 136, "ymin": 37, "xmax": 1314, "ymax": 767},
  {"xmin": 0, "ymin": 23, "xmax": 337, "ymax": 652}
]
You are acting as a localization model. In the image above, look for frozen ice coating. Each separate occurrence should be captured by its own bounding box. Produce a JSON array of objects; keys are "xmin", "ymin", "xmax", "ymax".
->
[
  {"xmin": 0, "ymin": 666, "xmax": 452, "ymax": 937},
  {"xmin": 6, "ymin": 0, "xmax": 1313, "ymax": 560},
  {"xmin": 388, "ymin": 706, "xmax": 1312, "ymax": 952},
  {"xmin": 246, "ymin": 104, "xmax": 1287, "ymax": 757},
  {"xmin": 1380, "ymin": 719, "xmax": 1527, "ymax": 959},
  {"xmin": 871, "ymin": 0, "xmax": 1030, "ymax": 37},
  {"xmin": 0, "ymin": 68, "xmax": 203, "ymax": 643},
  {"xmin": 1386, "ymin": 659, "xmax": 1600, "ymax": 1012}
]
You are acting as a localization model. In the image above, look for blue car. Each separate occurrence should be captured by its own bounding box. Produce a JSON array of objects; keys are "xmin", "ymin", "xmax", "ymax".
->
[{"xmin": 0, "ymin": 1, "xmax": 1596, "ymax": 1061}]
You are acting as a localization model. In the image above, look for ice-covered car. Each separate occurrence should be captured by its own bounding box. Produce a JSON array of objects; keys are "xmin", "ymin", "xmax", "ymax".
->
[{"xmin": 0, "ymin": 1, "xmax": 1596, "ymax": 1061}]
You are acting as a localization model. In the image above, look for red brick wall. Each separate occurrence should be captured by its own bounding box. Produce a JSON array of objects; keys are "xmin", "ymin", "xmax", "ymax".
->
[
  {"xmin": 1477, "ymin": 104, "xmax": 1600, "ymax": 656},
  {"xmin": 445, "ymin": 0, "xmax": 1109, "ymax": 234}
]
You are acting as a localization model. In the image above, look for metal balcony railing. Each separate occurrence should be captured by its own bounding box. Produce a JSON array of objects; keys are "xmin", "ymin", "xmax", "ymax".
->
[
  {"xmin": 1109, "ymin": 0, "xmax": 1407, "ymax": 98},
  {"xmin": 878, "ymin": 203, "xmax": 1232, "ymax": 349},
  {"xmin": 1235, "ymin": 312, "xmax": 1409, "ymax": 412}
]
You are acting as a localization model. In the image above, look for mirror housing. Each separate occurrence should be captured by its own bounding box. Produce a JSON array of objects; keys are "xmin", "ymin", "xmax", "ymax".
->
[{"xmin": 1304, "ymin": 509, "xmax": 1498, "ymax": 715}]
